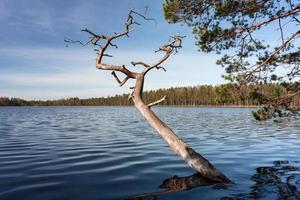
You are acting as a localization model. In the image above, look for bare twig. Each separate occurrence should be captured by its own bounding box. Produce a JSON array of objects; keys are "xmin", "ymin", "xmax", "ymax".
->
[
  {"xmin": 131, "ymin": 61, "xmax": 150, "ymax": 68},
  {"xmin": 109, "ymin": 42, "xmax": 118, "ymax": 48},
  {"xmin": 111, "ymin": 71, "xmax": 130, "ymax": 87},
  {"xmin": 64, "ymin": 37, "xmax": 91, "ymax": 47},
  {"xmin": 111, "ymin": 71, "xmax": 122, "ymax": 84},
  {"xmin": 128, "ymin": 88, "xmax": 135, "ymax": 100},
  {"xmin": 144, "ymin": 35, "xmax": 184, "ymax": 75},
  {"xmin": 119, "ymin": 76, "xmax": 130, "ymax": 87},
  {"xmin": 131, "ymin": 10, "xmax": 157, "ymax": 25},
  {"xmin": 81, "ymin": 28, "xmax": 100, "ymax": 37},
  {"xmin": 278, "ymin": 18, "xmax": 284, "ymax": 46},
  {"xmin": 148, "ymin": 96, "xmax": 167, "ymax": 107},
  {"xmin": 246, "ymin": 29, "xmax": 260, "ymax": 46},
  {"xmin": 156, "ymin": 66, "xmax": 167, "ymax": 71},
  {"xmin": 103, "ymin": 54, "xmax": 113, "ymax": 57},
  {"xmin": 93, "ymin": 10, "xmax": 160, "ymax": 79}
]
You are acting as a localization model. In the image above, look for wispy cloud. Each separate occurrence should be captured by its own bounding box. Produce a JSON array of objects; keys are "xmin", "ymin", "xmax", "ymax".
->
[
  {"xmin": 0, "ymin": 1, "xmax": 54, "ymax": 32},
  {"xmin": 0, "ymin": 46, "xmax": 225, "ymax": 100},
  {"xmin": 0, "ymin": 47, "xmax": 94, "ymax": 69},
  {"xmin": 0, "ymin": 87, "xmax": 127, "ymax": 101},
  {"xmin": 0, "ymin": 70, "xmax": 111, "ymax": 87},
  {"xmin": 0, "ymin": 0, "xmax": 226, "ymax": 100}
]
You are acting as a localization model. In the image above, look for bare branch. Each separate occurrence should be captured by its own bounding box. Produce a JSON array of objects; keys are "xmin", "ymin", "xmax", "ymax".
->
[
  {"xmin": 103, "ymin": 54, "xmax": 113, "ymax": 57},
  {"xmin": 94, "ymin": 11, "xmax": 137, "ymax": 77},
  {"xmin": 109, "ymin": 42, "xmax": 118, "ymax": 48},
  {"xmin": 81, "ymin": 28, "xmax": 99, "ymax": 37},
  {"xmin": 278, "ymin": 18, "xmax": 284, "ymax": 46},
  {"xmin": 292, "ymin": 15, "xmax": 300, "ymax": 23},
  {"xmin": 80, "ymin": 28, "xmax": 107, "ymax": 46},
  {"xmin": 156, "ymin": 66, "xmax": 167, "ymax": 72},
  {"xmin": 94, "ymin": 10, "xmax": 157, "ymax": 78},
  {"xmin": 111, "ymin": 71, "xmax": 130, "ymax": 87},
  {"xmin": 119, "ymin": 76, "xmax": 130, "ymax": 87},
  {"xmin": 132, "ymin": 21, "xmax": 141, "ymax": 26},
  {"xmin": 131, "ymin": 61, "xmax": 150, "ymax": 68},
  {"xmin": 289, "ymin": 1, "xmax": 300, "ymax": 24},
  {"xmin": 128, "ymin": 88, "xmax": 135, "ymax": 100},
  {"xmin": 111, "ymin": 71, "xmax": 121, "ymax": 84},
  {"xmin": 143, "ymin": 35, "xmax": 184, "ymax": 75},
  {"xmin": 131, "ymin": 10, "xmax": 157, "ymax": 26},
  {"xmin": 246, "ymin": 29, "xmax": 259, "ymax": 46},
  {"xmin": 148, "ymin": 96, "xmax": 167, "ymax": 107},
  {"xmin": 64, "ymin": 37, "xmax": 91, "ymax": 47}
]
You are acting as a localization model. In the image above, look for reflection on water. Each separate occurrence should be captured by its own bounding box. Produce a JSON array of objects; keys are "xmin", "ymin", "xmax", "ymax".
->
[
  {"xmin": 129, "ymin": 161, "xmax": 300, "ymax": 200},
  {"xmin": 128, "ymin": 174, "xmax": 216, "ymax": 199},
  {"xmin": 128, "ymin": 174, "xmax": 218, "ymax": 200},
  {"xmin": 160, "ymin": 174, "xmax": 215, "ymax": 191},
  {"xmin": 0, "ymin": 107, "xmax": 300, "ymax": 200},
  {"xmin": 223, "ymin": 160, "xmax": 300, "ymax": 200}
]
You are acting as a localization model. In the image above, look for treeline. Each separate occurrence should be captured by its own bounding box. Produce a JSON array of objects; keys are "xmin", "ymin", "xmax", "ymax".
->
[
  {"xmin": 0, "ymin": 97, "xmax": 30, "ymax": 106},
  {"xmin": 1, "ymin": 83, "xmax": 299, "ymax": 107}
]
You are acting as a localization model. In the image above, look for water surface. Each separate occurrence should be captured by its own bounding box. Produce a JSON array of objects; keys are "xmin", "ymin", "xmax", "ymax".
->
[{"xmin": 0, "ymin": 107, "xmax": 300, "ymax": 199}]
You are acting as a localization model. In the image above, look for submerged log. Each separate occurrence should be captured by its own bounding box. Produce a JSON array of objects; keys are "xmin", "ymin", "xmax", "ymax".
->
[{"xmin": 128, "ymin": 174, "xmax": 214, "ymax": 199}]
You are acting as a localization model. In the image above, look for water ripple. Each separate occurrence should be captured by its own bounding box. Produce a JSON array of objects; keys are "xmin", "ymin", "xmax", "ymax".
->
[{"xmin": 0, "ymin": 106, "xmax": 300, "ymax": 200}]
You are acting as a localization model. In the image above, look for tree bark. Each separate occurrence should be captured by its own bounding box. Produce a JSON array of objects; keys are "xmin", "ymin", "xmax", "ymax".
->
[{"xmin": 132, "ymin": 74, "xmax": 230, "ymax": 183}]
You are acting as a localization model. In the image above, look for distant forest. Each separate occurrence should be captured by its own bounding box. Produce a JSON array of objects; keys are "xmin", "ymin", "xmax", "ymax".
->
[{"xmin": 1, "ymin": 83, "xmax": 300, "ymax": 107}]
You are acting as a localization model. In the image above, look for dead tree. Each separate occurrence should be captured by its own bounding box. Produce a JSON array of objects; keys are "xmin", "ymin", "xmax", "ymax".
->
[{"xmin": 66, "ymin": 10, "xmax": 230, "ymax": 183}]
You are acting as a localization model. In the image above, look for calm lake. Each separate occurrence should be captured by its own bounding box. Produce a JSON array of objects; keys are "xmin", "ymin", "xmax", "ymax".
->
[{"xmin": 0, "ymin": 106, "xmax": 300, "ymax": 200}]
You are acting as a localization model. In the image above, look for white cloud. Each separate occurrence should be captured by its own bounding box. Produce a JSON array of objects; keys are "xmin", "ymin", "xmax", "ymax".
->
[
  {"xmin": 0, "ymin": 69, "xmax": 131, "ymax": 100},
  {"xmin": 0, "ymin": 46, "xmax": 226, "ymax": 100},
  {"xmin": 0, "ymin": 70, "xmax": 111, "ymax": 87},
  {"xmin": 0, "ymin": 47, "xmax": 93, "ymax": 66},
  {"xmin": 0, "ymin": 87, "xmax": 129, "ymax": 101}
]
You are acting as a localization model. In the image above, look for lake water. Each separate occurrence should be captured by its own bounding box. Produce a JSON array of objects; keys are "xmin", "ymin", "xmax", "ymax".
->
[{"xmin": 0, "ymin": 106, "xmax": 300, "ymax": 200}]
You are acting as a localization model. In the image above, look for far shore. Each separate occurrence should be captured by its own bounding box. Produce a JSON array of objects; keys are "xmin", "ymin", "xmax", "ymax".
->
[{"xmin": 0, "ymin": 105, "xmax": 262, "ymax": 108}]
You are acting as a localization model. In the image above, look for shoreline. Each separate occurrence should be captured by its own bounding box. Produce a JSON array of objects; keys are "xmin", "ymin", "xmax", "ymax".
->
[{"xmin": 0, "ymin": 105, "xmax": 262, "ymax": 108}]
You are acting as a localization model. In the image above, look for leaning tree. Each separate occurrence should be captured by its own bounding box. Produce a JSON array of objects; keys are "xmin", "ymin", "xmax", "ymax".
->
[
  {"xmin": 164, "ymin": 0, "xmax": 300, "ymax": 120},
  {"xmin": 65, "ymin": 10, "xmax": 230, "ymax": 183}
]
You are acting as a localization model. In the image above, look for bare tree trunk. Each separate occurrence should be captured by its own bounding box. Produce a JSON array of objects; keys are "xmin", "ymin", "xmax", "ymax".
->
[
  {"xmin": 132, "ymin": 75, "xmax": 230, "ymax": 183},
  {"xmin": 67, "ymin": 10, "xmax": 230, "ymax": 183}
]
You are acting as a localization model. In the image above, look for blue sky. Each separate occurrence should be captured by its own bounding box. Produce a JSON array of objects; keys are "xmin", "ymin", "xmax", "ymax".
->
[{"xmin": 0, "ymin": 0, "xmax": 227, "ymax": 100}]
